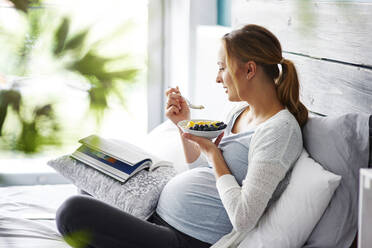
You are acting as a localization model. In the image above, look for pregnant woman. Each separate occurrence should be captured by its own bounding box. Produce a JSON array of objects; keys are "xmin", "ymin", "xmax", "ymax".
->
[{"xmin": 56, "ymin": 24, "xmax": 308, "ymax": 248}]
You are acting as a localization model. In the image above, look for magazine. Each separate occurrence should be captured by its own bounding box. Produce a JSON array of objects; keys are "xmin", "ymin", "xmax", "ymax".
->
[{"xmin": 70, "ymin": 135, "xmax": 173, "ymax": 183}]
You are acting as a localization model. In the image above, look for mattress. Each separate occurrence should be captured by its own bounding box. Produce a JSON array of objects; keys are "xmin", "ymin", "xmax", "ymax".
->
[{"xmin": 0, "ymin": 184, "xmax": 78, "ymax": 248}]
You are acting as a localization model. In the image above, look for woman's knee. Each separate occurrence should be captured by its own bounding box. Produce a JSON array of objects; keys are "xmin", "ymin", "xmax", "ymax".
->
[{"xmin": 56, "ymin": 195, "xmax": 92, "ymax": 235}]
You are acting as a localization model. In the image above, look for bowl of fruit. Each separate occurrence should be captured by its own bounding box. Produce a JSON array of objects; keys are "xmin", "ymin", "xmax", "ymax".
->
[{"xmin": 177, "ymin": 119, "xmax": 227, "ymax": 139}]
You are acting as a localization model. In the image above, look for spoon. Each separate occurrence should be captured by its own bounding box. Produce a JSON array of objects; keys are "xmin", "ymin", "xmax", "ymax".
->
[
  {"xmin": 169, "ymin": 89, "xmax": 205, "ymax": 109},
  {"xmin": 184, "ymin": 97, "xmax": 205, "ymax": 109}
]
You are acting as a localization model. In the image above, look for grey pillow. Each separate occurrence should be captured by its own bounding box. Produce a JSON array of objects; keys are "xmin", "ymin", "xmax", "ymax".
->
[
  {"xmin": 302, "ymin": 113, "xmax": 371, "ymax": 248},
  {"xmin": 47, "ymin": 155, "xmax": 176, "ymax": 220},
  {"xmin": 369, "ymin": 115, "xmax": 372, "ymax": 168}
]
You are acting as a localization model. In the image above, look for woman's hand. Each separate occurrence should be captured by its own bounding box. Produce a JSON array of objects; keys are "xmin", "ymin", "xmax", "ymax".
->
[
  {"xmin": 183, "ymin": 132, "xmax": 230, "ymax": 177},
  {"xmin": 165, "ymin": 86, "xmax": 190, "ymax": 125},
  {"xmin": 181, "ymin": 132, "xmax": 224, "ymax": 159}
]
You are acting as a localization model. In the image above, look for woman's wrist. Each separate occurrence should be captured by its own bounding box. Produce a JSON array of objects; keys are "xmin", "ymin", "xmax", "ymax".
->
[
  {"xmin": 174, "ymin": 118, "xmax": 190, "ymax": 128},
  {"xmin": 208, "ymin": 149, "xmax": 231, "ymax": 178},
  {"xmin": 206, "ymin": 147, "xmax": 222, "ymax": 161}
]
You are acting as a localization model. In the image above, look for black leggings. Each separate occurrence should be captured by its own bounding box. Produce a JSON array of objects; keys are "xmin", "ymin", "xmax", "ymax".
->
[{"xmin": 56, "ymin": 194, "xmax": 211, "ymax": 248}]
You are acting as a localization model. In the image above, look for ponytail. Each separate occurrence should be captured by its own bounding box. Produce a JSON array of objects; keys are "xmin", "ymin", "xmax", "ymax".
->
[{"xmin": 276, "ymin": 58, "xmax": 308, "ymax": 127}]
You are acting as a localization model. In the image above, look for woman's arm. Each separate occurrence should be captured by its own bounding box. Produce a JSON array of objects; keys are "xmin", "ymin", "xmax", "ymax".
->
[
  {"xmin": 216, "ymin": 123, "xmax": 302, "ymax": 232},
  {"xmin": 184, "ymin": 121, "xmax": 302, "ymax": 232},
  {"xmin": 164, "ymin": 87, "xmax": 203, "ymax": 165},
  {"xmin": 178, "ymin": 128, "xmax": 202, "ymax": 163}
]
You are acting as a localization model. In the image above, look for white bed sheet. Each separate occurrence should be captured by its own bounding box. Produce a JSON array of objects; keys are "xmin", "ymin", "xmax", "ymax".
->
[{"xmin": 0, "ymin": 184, "xmax": 78, "ymax": 248}]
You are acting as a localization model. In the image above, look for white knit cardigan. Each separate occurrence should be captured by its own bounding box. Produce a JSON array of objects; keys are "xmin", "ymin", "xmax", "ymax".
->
[{"xmin": 211, "ymin": 103, "xmax": 303, "ymax": 248}]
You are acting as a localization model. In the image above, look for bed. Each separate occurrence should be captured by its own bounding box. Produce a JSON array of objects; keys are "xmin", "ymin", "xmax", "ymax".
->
[
  {"xmin": 1, "ymin": 0, "xmax": 372, "ymax": 247},
  {"xmin": 0, "ymin": 184, "xmax": 77, "ymax": 248}
]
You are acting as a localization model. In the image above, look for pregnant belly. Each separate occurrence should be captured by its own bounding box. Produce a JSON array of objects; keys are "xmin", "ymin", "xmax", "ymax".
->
[{"xmin": 156, "ymin": 167, "xmax": 230, "ymax": 229}]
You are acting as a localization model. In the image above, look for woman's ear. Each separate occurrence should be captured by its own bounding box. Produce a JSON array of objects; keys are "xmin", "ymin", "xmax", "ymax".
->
[{"xmin": 245, "ymin": 61, "xmax": 256, "ymax": 80}]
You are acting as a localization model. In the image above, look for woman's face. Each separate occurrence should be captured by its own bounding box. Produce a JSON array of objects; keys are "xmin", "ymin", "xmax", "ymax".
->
[{"xmin": 216, "ymin": 45, "xmax": 240, "ymax": 101}]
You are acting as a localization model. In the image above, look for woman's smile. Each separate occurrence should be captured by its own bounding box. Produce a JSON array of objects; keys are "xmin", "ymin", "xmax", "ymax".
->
[{"xmin": 223, "ymin": 86, "xmax": 228, "ymax": 93}]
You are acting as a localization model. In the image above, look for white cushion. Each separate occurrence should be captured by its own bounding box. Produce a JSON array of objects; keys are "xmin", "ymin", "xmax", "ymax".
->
[
  {"xmin": 238, "ymin": 149, "xmax": 342, "ymax": 248},
  {"xmin": 140, "ymin": 120, "xmax": 187, "ymax": 173}
]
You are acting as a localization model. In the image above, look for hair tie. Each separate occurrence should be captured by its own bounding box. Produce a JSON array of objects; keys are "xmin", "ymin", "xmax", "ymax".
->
[{"xmin": 280, "ymin": 58, "xmax": 285, "ymax": 64}]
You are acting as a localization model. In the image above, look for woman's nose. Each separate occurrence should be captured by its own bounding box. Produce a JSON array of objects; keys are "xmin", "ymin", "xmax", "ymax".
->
[{"xmin": 216, "ymin": 74, "xmax": 222, "ymax": 84}]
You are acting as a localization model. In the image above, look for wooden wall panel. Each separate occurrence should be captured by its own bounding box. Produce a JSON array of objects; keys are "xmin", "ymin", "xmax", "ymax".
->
[
  {"xmin": 232, "ymin": 0, "xmax": 372, "ymax": 116},
  {"xmin": 287, "ymin": 54, "xmax": 372, "ymax": 116},
  {"xmin": 232, "ymin": 0, "xmax": 372, "ymax": 68}
]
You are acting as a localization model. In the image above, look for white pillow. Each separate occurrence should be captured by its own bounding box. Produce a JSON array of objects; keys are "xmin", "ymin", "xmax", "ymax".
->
[
  {"xmin": 238, "ymin": 149, "xmax": 342, "ymax": 248},
  {"xmin": 140, "ymin": 120, "xmax": 187, "ymax": 173}
]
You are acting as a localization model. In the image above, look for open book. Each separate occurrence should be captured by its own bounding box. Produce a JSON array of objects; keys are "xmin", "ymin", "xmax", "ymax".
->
[{"xmin": 70, "ymin": 135, "xmax": 173, "ymax": 183}]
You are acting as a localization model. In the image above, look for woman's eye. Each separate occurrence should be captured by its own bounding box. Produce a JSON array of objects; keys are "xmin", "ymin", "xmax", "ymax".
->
[{"xmin": 219, "ymin": 68, "xmax": 225, "ymax": 71}]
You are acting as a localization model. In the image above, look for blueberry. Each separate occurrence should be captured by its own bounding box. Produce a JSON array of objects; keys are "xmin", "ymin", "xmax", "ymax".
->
[{"xmin": 194, "ymin": 124, "xmax": 199, "ymax": 129}]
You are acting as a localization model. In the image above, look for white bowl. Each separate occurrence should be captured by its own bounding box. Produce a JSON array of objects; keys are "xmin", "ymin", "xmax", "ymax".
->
[{"xmin": 177, "ymin": 119, "xmax": 226, "ymax": 139}]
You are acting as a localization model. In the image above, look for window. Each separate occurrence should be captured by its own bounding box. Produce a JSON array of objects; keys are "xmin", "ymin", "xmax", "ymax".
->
[{"xmin": 0, "ymin": 0, "xmax": 149, "ymax": 179}]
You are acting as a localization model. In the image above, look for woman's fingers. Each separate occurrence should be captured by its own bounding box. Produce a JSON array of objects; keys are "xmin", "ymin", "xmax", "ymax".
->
[
  {"xmin": 183, "ymin": 132, "xmax": 224, "ymax": 146},
  {"xmin": 165, "ymin": 86, "xmax": 186, "ymax": 110},
  {"xmin": 165, "ymin": 87, "xmax": 181, "ymax": 97},
  {"xmin": 166, "ymin": 93, "xmax": 184, "ymax": 110},
  {"xmin": 182, "ymin": 133, "xmax": 221, "ymax": 159},
  {"xmin": 182, "ymin": 133, "xmax": 211, "ymax": 149},
  {"xmin": 168, "ymin": 93, "xmax": 184, "ymax": 102},
  {"xmin": 165, "ymin": 105, "xmax": 180, "ymax": 116},
  {"xmin": 182, "ymin": 133, "xmax": 201, "ymax": 144},
  {"xmin": 166, "ymin": 97, "xmax": 180, "ymax": 108},
  {"xmin": 214, "ymin": 132, "xmax": 224, "ymax": 146}
]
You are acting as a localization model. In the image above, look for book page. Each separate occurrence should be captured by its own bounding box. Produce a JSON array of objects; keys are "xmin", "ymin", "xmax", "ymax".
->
[
  {"xmin": 79, "ymin": 135, "xmax": 172, "ymax": 168},
  {"xmin": 110, "ymin": 139, "xmax": 173, "ymax": 170},
  {"xmin": 71, "ymin": 151, "xmax": 128, "ymax": 182}
]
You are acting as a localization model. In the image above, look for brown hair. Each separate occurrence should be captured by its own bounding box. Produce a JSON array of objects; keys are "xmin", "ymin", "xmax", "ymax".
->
[{"xmin": 222, "ymin": 24, "xmax": 308, "ymax": 127}]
